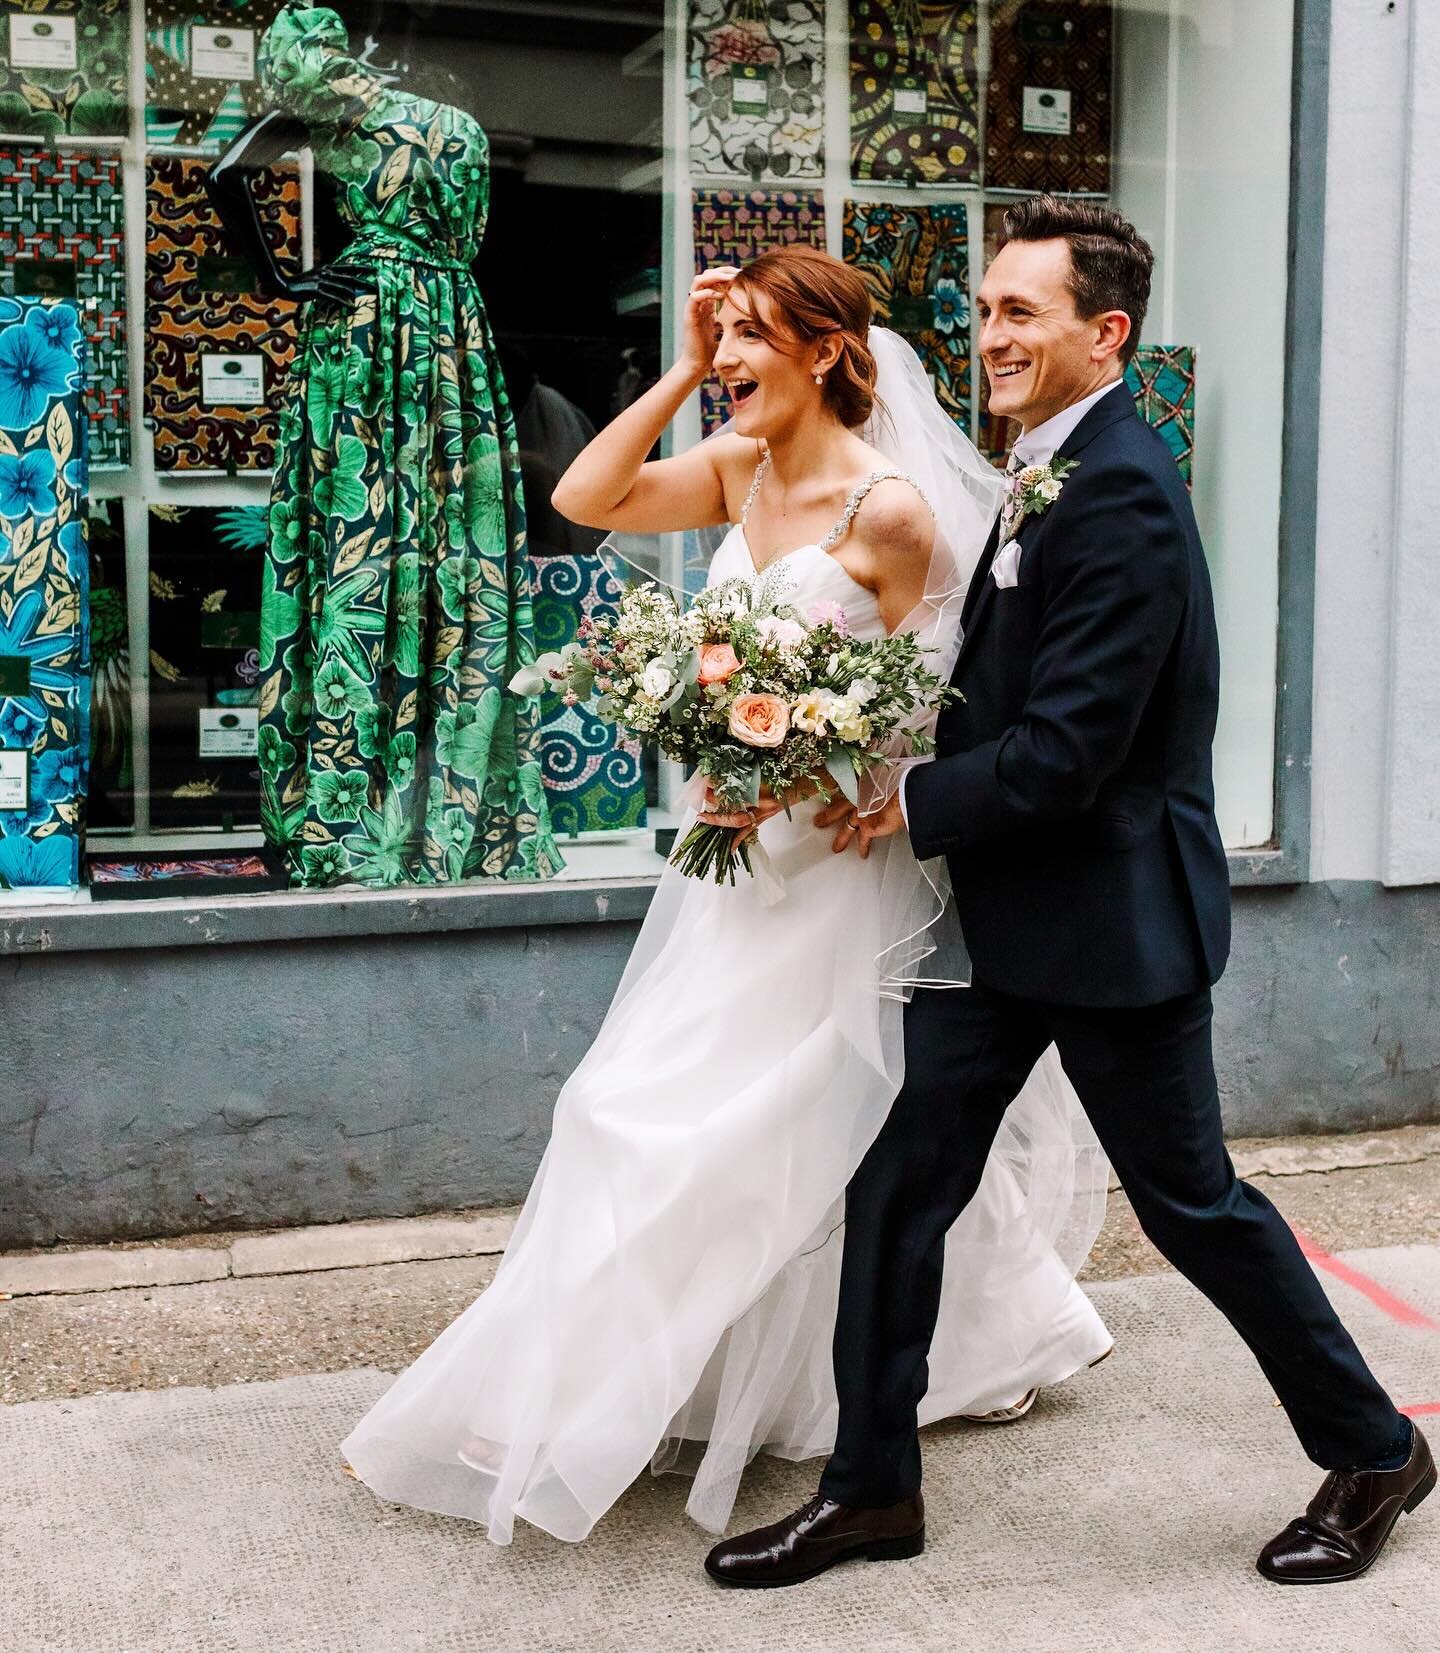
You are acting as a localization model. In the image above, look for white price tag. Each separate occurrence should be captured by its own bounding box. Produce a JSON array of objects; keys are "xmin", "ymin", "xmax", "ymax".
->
[
  {"xmin": 893, "ymin": 83, "xmax": 928, "ymax": 120},
  {"xmin": 1023, "ymin": 86, "xmax": 1073, "ymax": 136},
  {"xmin": 191, "ymin": 25, "xmax": 256, "ymax": 82},
  {"xmin": 0, "ymin": 748, "xmax": 29, "ymax": 811},
  {"xmin": 199, "ymin": 708, "xmax": 258, "ymax": 758},
  {"xmin": 201, "ymin": 352, "xmax": 266, "ymax": 407},
  {"xmin": 9, "ymin": 15, "xmax": 78, "ymax": 71},
  {"xmin": 732, "ymin": 72, "xmax": 768, "ymax": 109}
]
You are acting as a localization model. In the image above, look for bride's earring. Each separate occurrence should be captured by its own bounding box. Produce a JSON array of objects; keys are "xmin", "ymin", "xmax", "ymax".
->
[{"xmin": 814, "ymin": 374, "xmax": 823, "ymax": 385}]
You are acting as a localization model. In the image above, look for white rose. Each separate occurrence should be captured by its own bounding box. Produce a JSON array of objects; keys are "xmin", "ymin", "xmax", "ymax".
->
[
  {"xmin": 1038, "ymin": 476, "xmax": 1062, "ymax": 502},
  {"xmin": 847, "ymin": 676, "xmax": 879, "ymax": 706},
  {"xmin": 828, "ymin": 696, "xmax": 868, "ymax": 742},
  {"xmin": 641, "ymin": 660, "xmax": 675, "ymax": 698}
]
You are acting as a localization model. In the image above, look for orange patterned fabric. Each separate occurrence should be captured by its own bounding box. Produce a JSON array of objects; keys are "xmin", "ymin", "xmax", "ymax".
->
[{"xmin": 143, "ymin": 155, "xmax": 300, "ymax": 472}]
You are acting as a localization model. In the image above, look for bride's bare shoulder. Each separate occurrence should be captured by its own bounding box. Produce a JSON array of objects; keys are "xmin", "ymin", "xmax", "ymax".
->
[{"xmin": 850, "ymin": 474, "xmax": 935, "ymax": 557}]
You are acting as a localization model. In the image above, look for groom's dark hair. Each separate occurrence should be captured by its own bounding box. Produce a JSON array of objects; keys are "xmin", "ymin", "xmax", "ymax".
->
[{"xmin": 1001, "ymin": 196, "xmax": 1154, "ymax": 365}]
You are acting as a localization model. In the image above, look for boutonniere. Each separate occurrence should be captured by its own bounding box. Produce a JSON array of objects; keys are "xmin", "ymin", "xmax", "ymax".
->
[{"xmin": 1010, "ymin": 456, "xmax": 1080, "ymax": 521}]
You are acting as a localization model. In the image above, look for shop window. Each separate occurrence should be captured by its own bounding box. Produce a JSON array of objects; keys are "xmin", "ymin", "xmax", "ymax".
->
[{"xmin": 0, "ymin": 0, "xmax": 1296, "ymax": 900}]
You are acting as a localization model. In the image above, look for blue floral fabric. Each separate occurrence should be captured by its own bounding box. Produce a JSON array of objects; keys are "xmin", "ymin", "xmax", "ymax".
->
[
  {"xmin": 0, "ymin": 296, "xmax": 89, "ymax": 890},
  {"xmin": 532, "ymin": 552, "xmax": 645, "ymax": 837},
  {"xmin": 843, "ymin": 199, "xmax": 972, "ymax": 433}
]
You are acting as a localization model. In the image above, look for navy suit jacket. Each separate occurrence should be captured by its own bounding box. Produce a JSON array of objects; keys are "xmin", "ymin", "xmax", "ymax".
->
[{"xmin": 905, "ymin": 383, "xmax": 1231, "ymax": 1008}]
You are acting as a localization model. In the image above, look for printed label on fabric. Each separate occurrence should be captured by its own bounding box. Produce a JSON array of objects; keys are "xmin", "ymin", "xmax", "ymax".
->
[
  {"xmin": 11, "ymin": 259, "xmax": 78, "ymax": 299},
  {"xmin": 0, "ymin": 748, "xmax": 29, "ymax": 811},
  {"xmin": 200, "ymin": 352, "xmax": 266, "ymax": 407},
  {"xmin": 191, "ymin": 26, "xmax": 256, "ymax": 81},
  {"xmin": 731, "ymin": 63, "xmax": 770, "ymax": 109},
  {"xmin": 198, "ymin": 707, "xmax": 259, "ymax": 758},
  {"xmin": 893, "ymin": 75, "xmax": 928, "ymax": 124},
  {"xmin": 8, "ymin": 16, "xmax": 78, "ymax": 71},
  {"xmin": 0, "ymin": 657, "xmax": 31, "ymax": 696},
  {"xmin": 1022, "ymin": 86, "xmax": 1073, "ymax": 135}
]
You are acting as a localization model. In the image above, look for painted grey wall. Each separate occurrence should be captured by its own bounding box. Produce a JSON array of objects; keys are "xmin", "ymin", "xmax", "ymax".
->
[{"xmin": 3, "ymin": 880, "xmax": 1439, "ymax": 1249}]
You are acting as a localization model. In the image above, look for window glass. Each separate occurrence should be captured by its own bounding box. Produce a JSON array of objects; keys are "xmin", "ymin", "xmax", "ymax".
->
[{"xmin": 0, "ymin": 0, "xmax": 1292, "ymax": 901}]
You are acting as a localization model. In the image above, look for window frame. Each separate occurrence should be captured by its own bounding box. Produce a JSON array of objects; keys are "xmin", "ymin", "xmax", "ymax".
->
[{"xmin": 1228, "ymin": 0, "xmax": 1328, "ymax": 887}]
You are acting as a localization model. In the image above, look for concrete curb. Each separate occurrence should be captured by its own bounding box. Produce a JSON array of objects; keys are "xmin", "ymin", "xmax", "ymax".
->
[
  {"xmin": 5, "ymin": 1124, "xmax": 1438, "ymax": 1302},
  {"xmin": 0, "ymin": 1210, "xmax": 518, "ymax": 1300},
  {"xmin": 1109, "ymin": 1124, "xmax": 1440, "ymax": 1192}
]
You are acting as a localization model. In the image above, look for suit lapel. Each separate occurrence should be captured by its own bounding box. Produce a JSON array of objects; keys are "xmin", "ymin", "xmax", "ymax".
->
[
  {"xmin": 952, "ymin": 383, "xmax": 1140, "ymax": 678},
  {"xmin": 959, "ymin": 514, "xmax": 1004, "ymax": 633}
]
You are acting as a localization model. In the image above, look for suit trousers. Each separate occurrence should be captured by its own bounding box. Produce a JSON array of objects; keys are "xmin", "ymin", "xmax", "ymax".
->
[{"xmin": 819, "ymin": 980, "xmax": 1405, "ymax": 1507}]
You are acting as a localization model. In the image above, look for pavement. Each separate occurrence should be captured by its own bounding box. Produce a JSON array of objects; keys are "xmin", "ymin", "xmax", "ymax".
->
[{"xmin": 2, "ymin": 1127, "xmax": 1438, "ymax": 1652}]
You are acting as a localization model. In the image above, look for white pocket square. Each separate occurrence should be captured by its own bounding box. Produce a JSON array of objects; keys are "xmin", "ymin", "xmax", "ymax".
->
[{"xmin": 991, "ymin": 540, "xmax": 1022, "ymax": 588}]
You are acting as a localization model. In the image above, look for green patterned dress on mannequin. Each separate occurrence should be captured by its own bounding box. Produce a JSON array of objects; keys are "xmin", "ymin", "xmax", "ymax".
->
[{"xmin": 255, "ymin": 5, "xmax": 562, "ymax": 886}]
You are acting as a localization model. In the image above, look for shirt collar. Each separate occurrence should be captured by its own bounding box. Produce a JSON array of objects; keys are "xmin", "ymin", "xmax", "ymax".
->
[{"xmin": 1012, "ymin": 378, "xmax": 1128, "ymax": 469}]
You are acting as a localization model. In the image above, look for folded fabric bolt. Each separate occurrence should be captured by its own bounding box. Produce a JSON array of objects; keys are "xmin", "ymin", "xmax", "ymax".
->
[{"xmin": 992, "ymin": 539, "xmax": 1022, "ymax": 587}]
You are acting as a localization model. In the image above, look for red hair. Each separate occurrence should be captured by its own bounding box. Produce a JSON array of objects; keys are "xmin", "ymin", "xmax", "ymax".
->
[{"xmin": 727, "ymin": 246, "xmax": 877, "ymax": 429}]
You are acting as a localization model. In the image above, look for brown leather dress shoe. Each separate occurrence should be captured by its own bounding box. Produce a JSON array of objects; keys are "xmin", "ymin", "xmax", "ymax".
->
[
  {"xmin": 704, "ymin": 1491, "xmax": 924, "ymax": 1589},
  {"xmin": 1257, "ymin": 1425, "xmax": 1434, "ymax": 1584}
]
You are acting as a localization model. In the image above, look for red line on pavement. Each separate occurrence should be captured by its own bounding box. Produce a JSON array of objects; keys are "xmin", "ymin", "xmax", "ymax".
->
[
  {"xmin": 1292, "ymin": 1229, "xmax": 1440, "ymax": 1332},
  {"xmin": 1401, "ymin": 1402, "xmax": 1440, "ymax": 1417}
]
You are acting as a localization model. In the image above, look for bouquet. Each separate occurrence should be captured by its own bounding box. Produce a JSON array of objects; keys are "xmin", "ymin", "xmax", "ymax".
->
[{"xmin": 510, "ymin": 570, "xmax": 956, "ymax": 884}]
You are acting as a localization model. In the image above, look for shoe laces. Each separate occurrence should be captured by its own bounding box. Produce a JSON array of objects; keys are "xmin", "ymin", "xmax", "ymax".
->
[{"xmin": 1314, "ymin": 1470, "xmax": 1360, "ymax": 1525}]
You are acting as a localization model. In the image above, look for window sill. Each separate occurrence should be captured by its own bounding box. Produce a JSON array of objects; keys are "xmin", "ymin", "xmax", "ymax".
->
[
  {"xmin": 0, "ymin": 840, "xmax": 1303, "ymax": 957},
  {"xmin": 0, "ymin": 874, "xmax": 663, "ymax": 957}
]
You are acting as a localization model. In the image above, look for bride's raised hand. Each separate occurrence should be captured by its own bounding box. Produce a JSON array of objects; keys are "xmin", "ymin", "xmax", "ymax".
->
[{"xmin": 680, "ymin": 267, "xmax": 740, "ymax": 379}]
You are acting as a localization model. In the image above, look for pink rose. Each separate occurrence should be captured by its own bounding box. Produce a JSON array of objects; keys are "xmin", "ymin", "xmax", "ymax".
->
[
  {"xmin": 807, "ymin": 600, "xmax": 849, "ymax": 638},
  {"xmin": 698, "ymin": 642, "xmax": 742, "ymax": 685},
  {"xmin": 728, "ymin": 693, "xmax": 790, "ymax": 749}
]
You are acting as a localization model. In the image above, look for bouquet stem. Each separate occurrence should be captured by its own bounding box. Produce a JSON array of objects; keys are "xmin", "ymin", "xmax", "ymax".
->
[{"xmin": 669, "ymin": 822, "xmax": 756, "ymax": 885}]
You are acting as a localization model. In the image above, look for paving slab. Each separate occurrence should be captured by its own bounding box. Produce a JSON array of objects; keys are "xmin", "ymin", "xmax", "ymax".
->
[
  {"xmin": 0, "ymin": 1247, "xmax": 228, "ymax": 1299},
  {"xmin": 227, "ymin": 1213, "xmax": 516, "ymax": 1279},
  {"xmin": 1231, "ymin": 1124, "xmax": 1440, "ymax": 1178},
  {"xmin": 1, "ymin": 1246, "xmax": 1436, "ymax": 1653}
]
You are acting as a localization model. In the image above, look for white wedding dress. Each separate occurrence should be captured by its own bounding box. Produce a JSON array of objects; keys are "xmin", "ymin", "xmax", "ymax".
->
[{"xmin": 341, "ymin": 478, "xmax": 1113, "ymax": 1546}]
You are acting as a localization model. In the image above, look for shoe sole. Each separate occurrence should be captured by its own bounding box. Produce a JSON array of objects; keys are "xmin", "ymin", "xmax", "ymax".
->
[
  {"xmin": 1256, "ymin": 1461, "xmax": 1436, "ymax": 1586},
  {"xmin": 962, "ymin": 1387, "xmax": 1040, "ymax": 1425},
  {"xmin": 705, "ymin": 1527, "xmax": 925, "ymax": 1589}
]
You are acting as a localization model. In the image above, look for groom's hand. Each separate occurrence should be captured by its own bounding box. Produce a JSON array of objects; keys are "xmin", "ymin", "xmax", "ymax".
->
[{"xmin": 815, "ymin": 793, "xmax": 906, "ymax": 858}]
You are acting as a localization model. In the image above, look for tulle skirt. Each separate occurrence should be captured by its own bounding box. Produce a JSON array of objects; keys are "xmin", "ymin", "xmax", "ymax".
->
[{"xmin": 341, "ymin": 797, "xmax": 1111, "ymax": 1542}]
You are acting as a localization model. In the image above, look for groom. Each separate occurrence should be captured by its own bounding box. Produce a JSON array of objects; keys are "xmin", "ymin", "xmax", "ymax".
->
[{"xmin": 705, "ymin": 196, "xmax": 1431, "ymax": 1588}]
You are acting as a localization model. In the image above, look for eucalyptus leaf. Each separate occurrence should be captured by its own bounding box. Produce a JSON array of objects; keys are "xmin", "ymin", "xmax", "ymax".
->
[{"xmin": 826, "ymin": 745, "xmax": 860, "ymax": 807}]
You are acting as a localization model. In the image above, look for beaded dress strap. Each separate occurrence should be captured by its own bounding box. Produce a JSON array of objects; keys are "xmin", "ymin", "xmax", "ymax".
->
[
  {"xmin": 739, "ymin": 451, "xmax": 771, "ymax": 526},
  {"xmin": 818, "ymin": 469, "xmax": 932, "ymax": 552}
]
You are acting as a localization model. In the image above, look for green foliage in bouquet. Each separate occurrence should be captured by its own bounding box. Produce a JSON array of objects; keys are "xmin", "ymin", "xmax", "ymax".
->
[{"xmin": 511, "ymin": 570, "xmax": 956, "ymax": 884}]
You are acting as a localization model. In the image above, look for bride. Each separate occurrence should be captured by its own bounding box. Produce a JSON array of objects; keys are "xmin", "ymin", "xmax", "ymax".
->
[{"xmin": 341, "ymin": 246, "xmax": 1112, "ymax": 1545}]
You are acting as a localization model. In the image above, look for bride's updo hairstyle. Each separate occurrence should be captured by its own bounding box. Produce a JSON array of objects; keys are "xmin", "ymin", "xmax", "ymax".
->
[{"xmin": 727, "ymin": 246, "xmax": 877, "ymax": 430}]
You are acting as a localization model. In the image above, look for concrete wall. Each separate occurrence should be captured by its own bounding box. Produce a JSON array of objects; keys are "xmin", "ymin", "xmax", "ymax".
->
[{"xmin": 3, "ymin": 879, "xmax": 1438, "ymax": 1250}]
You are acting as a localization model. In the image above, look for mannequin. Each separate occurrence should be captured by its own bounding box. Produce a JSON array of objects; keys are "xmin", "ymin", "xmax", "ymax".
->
[{"xmin": 206, "ymin": 3, "xmax": 560, "ymax": 887}]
